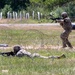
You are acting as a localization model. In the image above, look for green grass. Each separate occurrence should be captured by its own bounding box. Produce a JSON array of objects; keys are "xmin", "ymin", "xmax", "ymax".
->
[
  {"xmin": 0, "ymin": 26, "xmax": 75, "ymax": 75},
  {"xmin": 0, "ymin": 49, "xmax": 75, "ymax": 75},
  {"xmin": 1, "ymin": 18, "xmax": 52, "ymax": 24},
  {"xmin": 0, "ymin": 28, "xmax": 62, "ymax": 46},
  {"xmin": 0, "ymin": 28, "xmax": 75, "ymax": 47}
]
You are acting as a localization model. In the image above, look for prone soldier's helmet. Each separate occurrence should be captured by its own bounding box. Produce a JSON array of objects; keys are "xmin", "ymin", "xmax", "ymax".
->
[
  {"xmin": 61, "ymin": 12, "xmax": 68, "ymax": 18},
  {"xmin": 13, "ymin": 46, "xmax": 21, "ymax": 54}
]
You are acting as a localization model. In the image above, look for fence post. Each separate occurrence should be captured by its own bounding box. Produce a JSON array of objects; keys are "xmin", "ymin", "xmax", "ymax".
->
[
  {"xmin": 9, "ymin": 13, "xmax": 12, "ymax": 19},
  {"xmin": 15, "ymin": 12, "xmax": 18, "ymax": 19},
  {"xmin": 37, "ymin": 12, "xmax": 40, "ymax": 20},
  {"xmin": 0, "ymin": 12, "xmax": 2, "ymax": 19},
  {"xmin": 32, "ymin": 11, "xmax": 35, "ymax": 19},
  {"xmin": 26, "ymin": 13, "xmax": 29, "ymax": 19},
  {"xmin": 40, "ymin": 13, "xmax": 43, "ymax": 19},
  {"xmin": 20, "ymin": 11, "xmax": 22, "ymax": 20},
  {"xmin": 23, "ymin": 11, "xmax": 25, "ymax": 19},
  {"xmin": 13, "ymin": 11, "xmax": 15, "ymax": 19},
  {"xmin": 7, "ymin": 12, "xmax": 10, "ymax": 19}
]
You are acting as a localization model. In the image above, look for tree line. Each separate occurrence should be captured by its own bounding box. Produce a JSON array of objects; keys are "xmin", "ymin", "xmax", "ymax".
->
[
  {"xmin": 0, "ymin": 0, "xmax": 74, "ymax": 11},
  {"xmin": 0, "ymin": 0, "xmax": 75, "ymax": 21},
  {"xmin": 0, "ymin": 0, "xmax": 30, "ymax": 11}
]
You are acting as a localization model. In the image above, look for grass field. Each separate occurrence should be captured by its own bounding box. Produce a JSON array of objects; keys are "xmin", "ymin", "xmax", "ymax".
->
[{"xmin": 0, "ymin": 24, "xmax": 75, "ymax": 75}]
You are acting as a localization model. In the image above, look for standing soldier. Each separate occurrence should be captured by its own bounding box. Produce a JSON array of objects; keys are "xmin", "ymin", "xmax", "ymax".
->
[{"xmin": 57, "ymin": 12, "xmax": 73, "ymax": 48}]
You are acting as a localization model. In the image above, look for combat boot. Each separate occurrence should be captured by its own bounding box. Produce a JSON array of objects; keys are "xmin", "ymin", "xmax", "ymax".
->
[
  {"xmin": 62, "ymin": 44, "xmax": 67, "ymax": 48},
  {"xmin": 67, "ymin": 42, "xmax": 73, "ymax": 48},
  {"xmin": 57, "ymin": 54, "xmax": 66, "ymax": 59}
]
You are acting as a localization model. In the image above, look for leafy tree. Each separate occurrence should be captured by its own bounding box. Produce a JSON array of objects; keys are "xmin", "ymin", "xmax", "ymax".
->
[
  {"xmin": 10, "ymin": 0, "xmax": 30, "ymax": 11},
  {"xmin": 0, "ymin": 0, "xmax": 30, "ymax": 11},
  {"xmin": 0, "ymin": 0, "xmax": 75, "ymax": 19}
]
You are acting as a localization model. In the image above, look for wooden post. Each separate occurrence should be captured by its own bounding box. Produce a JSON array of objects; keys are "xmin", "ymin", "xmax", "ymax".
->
[
  {"xmin": 0, "ymin": 12, "xmax": 2, "ymax": 19},
  {"xmin": 37, "ymin": 12, "xmax": 40, "ymax": 20},
  {"xmin": 32, "ymin": 11, "xmax": 35, "ymax": 19},
  {"xmin": 26, "ymin": 13, "xmax": 29, "ymax": 19},
  {"xmin": 40, "ymin": 13, "xmax": 43, "ymax": 19},
  {"xmin": 22, "ymin": 11, "xmax": 25, "ymax": 19},
  {"xmin": 9, "ymin": 13, "xmax": 12, "ymax": 19},
  {"xmin": 13, "ymin": 12, "xmax": 15, "ymax": 19},
  {"xmin": 15, "ymin": 12, "xmax": 18, "ymax": 19},
  {"xmin": 20, "ymin": 12, "xmax": 22, "ymax": 20},
  {"xmin": 7, "ymin": 12, "xmax": 10, "ymax": 19}
]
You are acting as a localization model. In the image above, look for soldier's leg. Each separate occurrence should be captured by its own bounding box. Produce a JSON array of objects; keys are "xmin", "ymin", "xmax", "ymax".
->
[
  {"xmin": 66, "ymin": 39, "xmax": 73, "ymax": 48},
  {"xmin": 31, "ymin": 53, "xmax": 48, "ymax": 59},
  {"xmin": 60, "ymin": 32, "xmax": 67, "ymax": 48},
  {"xmin": 62, "ymin": 39, "xmax": 67, "ymax": 48},
  {"xmin": 31, "ymin": 53, "xmax": 66, "ymax": 59},
  {"xmin": 65, "ymin": 32, "xmax": 73, "ymax": 48},
  {"xmin": 48, "ymin": 54, "xmax": 66, "ymax": 59}
]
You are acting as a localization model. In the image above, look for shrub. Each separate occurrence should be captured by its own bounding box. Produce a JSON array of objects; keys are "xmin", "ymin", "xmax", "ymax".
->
[
  {"xmin": 64, "ymin": 2, "xmax": 75, "ymax": 17},
  {"xmin": 50, "ymin": 7, "xmax": 64, "ymax": 18},
  {"xmin": 2, "ymin": 5, "xmax": 12, "ymax": 18}
]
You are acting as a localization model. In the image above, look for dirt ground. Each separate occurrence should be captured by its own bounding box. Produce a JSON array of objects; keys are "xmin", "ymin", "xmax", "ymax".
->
[{"xmin": 0, "ymin": 23, "xmax": 62, "ymax": 30}]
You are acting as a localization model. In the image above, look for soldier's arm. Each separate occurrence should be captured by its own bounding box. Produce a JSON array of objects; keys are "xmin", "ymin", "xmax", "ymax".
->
[{"xmin": 56, "ymin": 19, "xmax": 64, "ymax": 26}]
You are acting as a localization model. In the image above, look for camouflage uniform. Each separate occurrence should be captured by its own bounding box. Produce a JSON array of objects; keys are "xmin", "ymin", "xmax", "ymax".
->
[
  {"xmin": 16, "ymin": 49, "xmax": 49, "ymax": 59},
  {"xmin": 58, "ymin": 12, "xmax": 73, "ymax": 48},
  {"xmin": 13, "ymin": 46, "xmax": 66, "ymax": 59},
  {"xmin": 16, "ymin": 49, "xmax": 66, "ymax": 59}
]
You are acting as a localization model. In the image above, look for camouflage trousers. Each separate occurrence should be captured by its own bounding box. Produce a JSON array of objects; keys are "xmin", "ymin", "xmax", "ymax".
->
[{"xmin": 60, "ymin": 30, "xmax": 73, "ymax": 48}]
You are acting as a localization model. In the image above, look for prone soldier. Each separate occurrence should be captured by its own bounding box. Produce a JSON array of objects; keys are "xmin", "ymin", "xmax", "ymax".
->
[
  {"xmin": 13, "ymin": 46, "xmax": 66, "ymax": 59},
  {"xmin": 0, "ymin": 46, "xmax": 66, "ymax": 59}
]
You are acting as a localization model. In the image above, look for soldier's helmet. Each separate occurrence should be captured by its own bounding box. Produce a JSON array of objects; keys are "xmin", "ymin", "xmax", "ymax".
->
[
  {"xmin": 61, "ymin": 12, "xmax": 68, "ymax": 18},
  {"xmin": 13, "ymin": 46, "xmax": 21, "ymax": 54}
]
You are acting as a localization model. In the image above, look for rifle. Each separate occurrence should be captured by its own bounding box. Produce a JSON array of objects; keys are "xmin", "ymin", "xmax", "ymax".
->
[
  {"xmin": 50, "ymin": 17, "xmax": 62, "ymax": 22},
  {"xmin": 0, "ymin": 51, "xmax": 15, "ymax": 57},
  {"xmin": 49, "ymin": 14, "xmax": 62, "ymax": 22}
]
